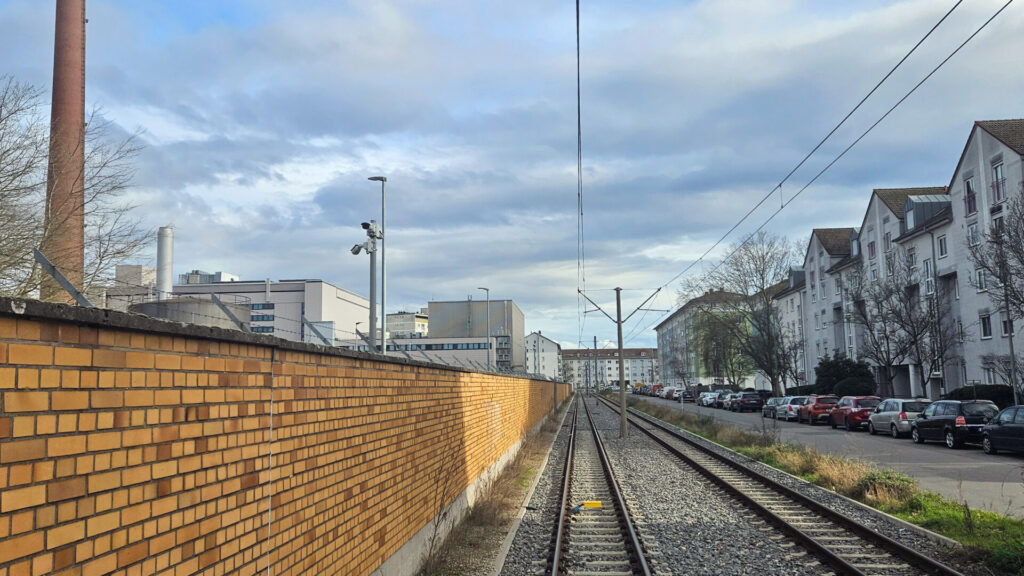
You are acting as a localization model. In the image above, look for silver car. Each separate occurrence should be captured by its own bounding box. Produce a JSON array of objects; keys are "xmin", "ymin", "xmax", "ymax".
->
[
  {"xmin": 777, "ymin": 396, "xmax": 808, "ymax": 421},
  {"xmin": 868, "ymin": 398, "xmax": 931, "ymax": 438}
]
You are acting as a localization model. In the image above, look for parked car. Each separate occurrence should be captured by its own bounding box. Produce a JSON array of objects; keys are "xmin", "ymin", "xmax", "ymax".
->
[
  {"xmin": 762, "ymin": 397, "xmax": 784, "ymax": 419},
  {"xmin": 868, "ymin": 398, "xmax": 931, "ymax": 438},
  {"xmin": 732, "ymin": 392, "xmax": 764, "ymax": 413},
  {"xmin": 680, "ymin": 389, "xmax": 695, "ymax": 403},
  {"xmin": 912, "ymin": 400, "xmax": 999, "ymax": 448},
  {"xmin": 982, "ymin": 405, "xmax": 1024, "ymax": 454},
  {"xmin": 714, "ymin": 392, "xmax": 732, "ymax": 409},
  {"xmin": 830, "ymin": 396, "xmax": 881, "ymax": 431},
  {"xmin": 650, "ymin": 384, "xmax": 664, "ymax": 397},
  {"xmin": 777, "ymin": 396, "xmax": 809, "ymax": 421},
  {"xmin": 663, "ymin": 387, "xmax": 678, "ymax": 400},
  {"xmin": 797, "ymin": 395, "xmax": 838, "ymax": 425},
  {"xmin": 698, "ymin": 392, "xmax": 715, "ymax": 406},
  {"xmin": 721, "ymin": 393, "xmax": 742, "ymax": 410}
]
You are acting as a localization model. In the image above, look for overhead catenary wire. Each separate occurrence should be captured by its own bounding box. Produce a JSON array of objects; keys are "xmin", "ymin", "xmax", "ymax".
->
[
  {"xmin": 626, "ymin": 0, "xmax": 1014, "ymax": 346},
  {"xmin": 576, "ymin": 0, "xmax": 588, "ymax": 349}
]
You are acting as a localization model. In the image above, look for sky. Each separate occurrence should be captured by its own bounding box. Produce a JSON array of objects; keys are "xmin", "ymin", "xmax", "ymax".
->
[{"xmin": 1, "ymin": 0, "xmax": 1022, "ymax": 350}]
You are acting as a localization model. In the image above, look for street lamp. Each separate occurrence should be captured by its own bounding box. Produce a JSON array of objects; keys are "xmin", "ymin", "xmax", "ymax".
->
[
  {"xmin": 478, "ymin": 287, "xmax": 490, "ymax": 370},
  {"xmin": 368, "ymin": 176, "xmax": 387, "ymax": 355}
]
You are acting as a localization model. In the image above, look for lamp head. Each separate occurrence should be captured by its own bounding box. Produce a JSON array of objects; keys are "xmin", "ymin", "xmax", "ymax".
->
[
  {"xmin": 368, "ymin": 176, "xmax": 387, "ymax": 183},
  {"xmin": 351, "ymin": 244, "xmax": 363, "ymax": 255}
]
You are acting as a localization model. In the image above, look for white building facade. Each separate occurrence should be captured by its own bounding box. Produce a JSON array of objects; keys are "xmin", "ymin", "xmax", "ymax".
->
[
  {"xmin": 525, "ymin": 331, "xmax": 562, "ymax": 380},
  {"xmin": 562, "ymin": 348, "xmax": 657, "ymax": 390}
]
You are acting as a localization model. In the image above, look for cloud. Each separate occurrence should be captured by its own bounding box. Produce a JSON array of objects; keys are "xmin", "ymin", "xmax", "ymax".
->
[{"xmin": 4, "ymin": 0, "xmax": 1023, "ymax": 349}]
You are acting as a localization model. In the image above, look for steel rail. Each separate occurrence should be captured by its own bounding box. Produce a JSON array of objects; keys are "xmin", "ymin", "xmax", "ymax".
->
[
  {"xmin": 549, "ymin": 399, "xmax": 578, "ymax": 576},
  {"xmin": 600, "ymin": 396, "xmax": 965, "ymax": 576},
  {"xmin": 581, "ymin": 398, "xmax": 652, "ymax": 576}
]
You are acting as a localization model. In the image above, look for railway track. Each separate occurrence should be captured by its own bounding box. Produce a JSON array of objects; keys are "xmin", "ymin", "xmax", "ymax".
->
[
  {"xmin": 547, "ymin": 398, "xmax": 651, "ymax": 576},
  {"xmin": 597, "ymin": 396, "xmax": 964, "ymax": 576}
]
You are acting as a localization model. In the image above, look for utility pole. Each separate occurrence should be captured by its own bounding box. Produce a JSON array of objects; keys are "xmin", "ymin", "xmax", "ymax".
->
[
  {"xmin": 579, "ymin": 287, "xmax": 663, "ymax": 438},
  {"xmin": 616, "ymin": 288, "xmax": 627, "ymax": 437},
  {"xmin": 593, "ymin": 335, "xmax": 599, "ymax": 406}
]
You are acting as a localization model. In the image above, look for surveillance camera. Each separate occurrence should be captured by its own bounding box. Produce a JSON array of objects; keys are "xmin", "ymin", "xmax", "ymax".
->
[
  {"xmin": 361, "ymin": 222, "xmax": 370, "ymax": 230},
  {"xmin": 351, "ymin": 244, "xmax": 363, "ymax": 255}
]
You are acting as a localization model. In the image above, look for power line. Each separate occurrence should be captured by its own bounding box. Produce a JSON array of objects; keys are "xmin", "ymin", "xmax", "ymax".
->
[
  {"xmin": 626, "ymin": 0, "xmax": 1012, "ymax": 345},
  {"xmin": 576, "ymin": 0, "xmax": 588, "ymax": 348}
]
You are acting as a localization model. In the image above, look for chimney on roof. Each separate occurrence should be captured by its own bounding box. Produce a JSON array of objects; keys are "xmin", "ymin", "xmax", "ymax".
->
[{"xmin": 40, "ymin": 0, "xmax": 87, "ymax": 303}]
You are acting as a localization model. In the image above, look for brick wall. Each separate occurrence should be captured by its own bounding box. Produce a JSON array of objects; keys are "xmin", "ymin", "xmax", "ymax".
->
[{"xmin": 0, "ymin": 298, "xmax": 570, "ymax": 576}]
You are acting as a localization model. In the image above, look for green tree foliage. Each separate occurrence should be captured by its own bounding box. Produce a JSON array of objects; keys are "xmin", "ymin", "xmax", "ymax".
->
[
  {"xmin": 833, "ymin": 377, "xmax": 876, "ymax": 397},
  {"xmin": 814, "ymin": 353, "xmax": 874, "ymax": 392}
]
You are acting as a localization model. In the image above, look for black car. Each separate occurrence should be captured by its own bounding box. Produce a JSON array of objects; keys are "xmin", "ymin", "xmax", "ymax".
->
[
  {"xmin": 732, "ymin": 392, "xmax": 764, "ymax": 412},
  {"xmin": 911, "ymin": 400, "xmax": 999, "ymax": 449},
  {"xmin": 982, "ymin": 405, "xmax": 1024, "ymax": 455}
]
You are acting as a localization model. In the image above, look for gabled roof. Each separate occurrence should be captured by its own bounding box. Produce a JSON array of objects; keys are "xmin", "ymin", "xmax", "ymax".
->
[
  {"xmin": 977, "ymin": 119, "xmax": 1024, "ymax": 155},
  {"xmin": 873, "ymin": 187, "xmax": 946, "ymax": 219},
  {"xmin": 812, "ymin": 228, "xmax": 854, "ymax": 257},
  {"xmin": 825, "ymin": 254, "xmax": 862, "ymax": 274}
]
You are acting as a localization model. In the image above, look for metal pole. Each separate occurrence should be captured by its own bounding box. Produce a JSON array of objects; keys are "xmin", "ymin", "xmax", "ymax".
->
[
  {"xmin": 594, "ymin": 335, "xmax": 599, "ymax": 406},
  {"xmin": 485, "ymin": 289, "xmax": 491, "ymax": 369},
  {"xmin": 616, "ymin": 288, "xmax": 627, "ymax": 438},
  {"xmin": 369, "ymin": 234, "xmax": 378, "ymax": 353},
  {"xmin": 1004, "ymin": 279, "xmax": 1020, "ymax": 405},
  {"xmin": 380, "ymin": 178, "xmax": 387, "ymax": 355}
]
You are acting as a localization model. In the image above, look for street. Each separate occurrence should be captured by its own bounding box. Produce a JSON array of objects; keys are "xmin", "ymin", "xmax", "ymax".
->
[{"xmin": 640, "ymin": 395, "xmax": 1024, "ymax": 520}]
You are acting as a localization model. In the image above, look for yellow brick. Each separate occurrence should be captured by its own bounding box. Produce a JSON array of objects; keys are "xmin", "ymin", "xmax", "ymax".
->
[
  {"xmin": 0, "ymin": 366, "xmax": 15, "ymax": 388},
  {"xmin": 54, "ymin": 347, "xmax": 92, "ymax": 367},
  {"xmin": 48, "ymin": 435, "xmax": 86, "ymax": 457},
  {"xmin": 52, "ymin": 391, "xmax": 89, "ymax": 411},
  {"xmin": 86, "ymin": 511, "xmax": 120, "ymax": 537},
  {"xmin": 124, "ymin": 352, "xmax": 154, "ymax": 369},
  {"xmin": 87, "ymin": 431, "xmax": 121, "ymax": 452},
  {"xmin": 1, "ymin": 484, "xmax": 46, "ymax": 512},
  {"xmin": 4, "ymin": 391, "xmax": 49, "ymax": 412},
  {"xmin": 8, "ymin": 344, "xmax": 53, "ymax": 365},
  {"xmin": 0, "ymin": 531, "xmax": 44, "ymax": 564},
  {"xmin": 46, "ymin": 520, "xmax": 85, "ymax": 549}
]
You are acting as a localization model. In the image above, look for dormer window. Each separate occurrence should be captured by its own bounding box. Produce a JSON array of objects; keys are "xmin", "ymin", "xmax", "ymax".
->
[{"xmin": 906, "ymin": 209, "xmax": 915, "ymax": 230}]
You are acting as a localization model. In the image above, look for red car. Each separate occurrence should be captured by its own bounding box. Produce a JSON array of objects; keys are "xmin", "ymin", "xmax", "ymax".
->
[
  {"xmin": 797, "ymin": 395, "xmax": 839, "ymax": 425},
  {"xmin": 830, "ymin": 396, "xmax": 882, "ymax": 431}
]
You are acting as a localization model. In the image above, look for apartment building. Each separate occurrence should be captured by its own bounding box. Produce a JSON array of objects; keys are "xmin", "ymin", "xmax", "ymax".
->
[
  {"xmin": 525, "ymin": 331, "xmax": 562, "ymax": 380},
  {"xmin": 427, "ymin": 299, "xmax": 525, "ymax": 371},
  {"xmin": 782, "ymin": 119, "xmax": 1023, "ymax": 398},
  {"xmin": 562, "ymin": 348, "xmax": 657, "ymax": 390}
]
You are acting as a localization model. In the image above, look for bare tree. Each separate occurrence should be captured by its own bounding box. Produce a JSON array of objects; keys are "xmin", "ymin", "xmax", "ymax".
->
[
  {"xmin": 778, "ymin": 323, "xmax": 806, "ymax": 390},
  {"xmin": 844, "ymin": 264, "xmax": 914, "ymax": 397},
  {"xmin": 0, "ymin": 75, "xmax": 149, "ymax": 298},
  {"xmin": 980, "ymin": 353, "xmax": 1024, "ymax": 395},
  {"xmin": 967, "ymin": 191, "xmax": 1024, "ymax": 402},
  {"xmin": 687, "ymin": 231, "xmax": 797, "ymax": 395},
  {"xmin": 885, "ymin": 249, "xmax": 960, "ymax": 396}
]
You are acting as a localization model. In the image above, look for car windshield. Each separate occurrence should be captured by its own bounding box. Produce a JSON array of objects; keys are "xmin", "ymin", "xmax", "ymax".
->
[
  {"xmin": 741, "ymin": 393, "xmax": 759, "ymax": 399},
  {"xmin": 817, "ymin": 398, "xmax": 838, "ymax": 404},
  {"xmin": 856, "ymin": 398, "xmax": 880, "ymax": 408},
  {"xmin": 903, "ymin": 402, "xmax": 930, "ymax": 412},
  {"xmin": 793, "ymin": 397, "xmax": 808, "ymax": 405},
  {"xmin": 963, "ymin": 403, "xmax": 999, "ymax": 418}
]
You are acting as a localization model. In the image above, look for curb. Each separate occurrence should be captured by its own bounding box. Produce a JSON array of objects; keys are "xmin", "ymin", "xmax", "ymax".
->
[
  {"xmin": 627, "ymin": 402, "xmax": 963, "ymax": 549},
  {"xmin": 488, "ymin": 396, "xmax": 574, "ymax": 576}
]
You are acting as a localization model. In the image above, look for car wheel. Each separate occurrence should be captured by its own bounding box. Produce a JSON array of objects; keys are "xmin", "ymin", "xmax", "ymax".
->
[
  {"xmin": 982, "ymin": 436, "xmax": 997, "ymax": 455},
  {"xmin": 890, "ymin": 424, "xmax": 900, "ymax": 439},
  {"xmin": 868, "ymin": 421, "xmax": 876, "ymax": 435},
  {"xmin": 912, "ymin": 427, "xmax": 924, "ymax": 443},
  {"xmin": 945, "ymin": 429, "xmax": 962, "ymax": 449},
  {"xmin": 830, "ymin": 416, "xmax": 837, "ymax": 429}
]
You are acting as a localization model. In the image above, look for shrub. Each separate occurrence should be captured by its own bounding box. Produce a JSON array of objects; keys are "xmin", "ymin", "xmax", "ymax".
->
[
  {"xmin": 853, "ymin": 469, "xmax": 917, "ymax": 504},
  {"xmin": 833, "ymin": 377, "xmax": 876, "ymax": 397},
  {"xmin": 814, "ymin": 353, "xmax": 874, "ymax": 392},
  {"xmin": 943, "ymin": 385, "xmax": 1015, "ymax": 408}
]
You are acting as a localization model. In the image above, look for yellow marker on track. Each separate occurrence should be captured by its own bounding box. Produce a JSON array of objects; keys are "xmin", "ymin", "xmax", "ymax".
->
[{"xmin": 583, "ymin": 501, "xmax": 602, "ymax": 509}]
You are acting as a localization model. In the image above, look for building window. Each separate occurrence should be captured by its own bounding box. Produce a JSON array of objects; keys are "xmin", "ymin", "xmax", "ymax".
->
[
  {"xmin": 884, "ymin": 232, "xmax": 892, "ymax": 252},
  {"xmin": 868, "ymin": 241, "xmax": 876, "ymax": 259},
  {"xmin": 993, "ymin": 215, "xmax": 1004, "ymax": 235},
  {"xmin": 976, "ymin": 269, "xmax": 988, "ymax": 291},
  {"xmin": 983, "ymin": 367, "xmax": 997, "ymax": 385},
  {"xmin": 814, "ymin": 313, "xmax": 820, "ymax": 330},
  {"xmin": 965, "ymin": 178, "xmax": 978, "ymax": 215},
  {"xmin": 906, "ymin": 210, "xmax": 915, "ymax": 230},
  {"xmin": 251, "ymin": 303, "xmax": 276, "ymax": 310},
  {"xmin": 1001, "ymin": 312, "xmax": 1013, "ymax": 337},
  {"xmin": 967, "ymin": 223, "xmax": 980, "ymax": 246},
  {"xmin": 251, "ymin": 314, "xmax": 274, "ymax": 322},
  {"xmin": 937, "ymin": 235, "xmax": 948, "ymax": 258},
  {"xmin": 834, "ymin": 277, "xmax": 841, "ymax": 295},
  {"xmin": 870, "ymin": 265, "xmax": 879, "ymax": 282},
  {"xmin": 885, "ymin": 253, "xmax": 894, "ymax": 277},
  {"xmin": 923, "ymin": 259, "xmax": 934, "ymax": 295},
  {"xmin": 992, "ymin": 163, "xmax": 1006, "ymax": 204},
  {"xmin": 980, "ymin": 314, "xmax": 993, "ymax": 339},
  {"xmin": 252, "ymin": 326, "xmax": 275, "ymax": 334},
  {"xmin": 957, "ymin": 319, "xmax": 964, "ymax": 343},
  {"xmin": 907, "ymin": 247, "xmax": 917, "ymax": 268}
]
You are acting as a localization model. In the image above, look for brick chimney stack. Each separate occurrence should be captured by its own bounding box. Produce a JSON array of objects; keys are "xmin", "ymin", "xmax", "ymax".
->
[{"xmin": 40, "ymin": 0, "xmax": 86, "ymax": 302}]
